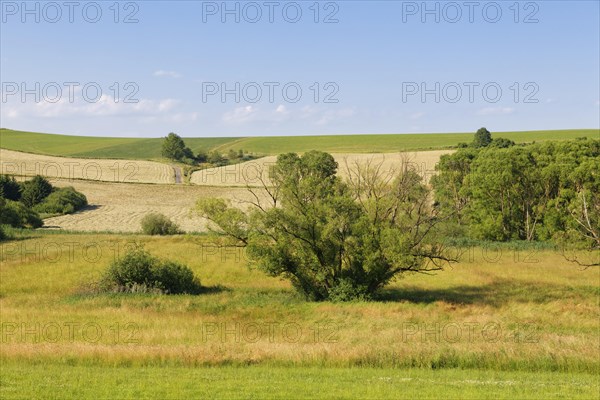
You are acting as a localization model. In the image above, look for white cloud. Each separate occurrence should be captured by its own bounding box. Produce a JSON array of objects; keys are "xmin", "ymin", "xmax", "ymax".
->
[
  {"xmin": 410, "ymin": 112, "xmax": 426, "ymax": 120},
  {"xmin": 0, "ymin": 94, "xmax": 190, "ymax": 124},
  {"xmin": 222, "ymin": 105, "xmax": 258, "ymax": 124},
  {"xmin": 153, "ymin": 70, "xmax": 182, "ymax": 79},
  {"xmin": 477, "ymin": 107, "xmax": 515, "ymax": 116},
  {"xmin": 220, "ymin": 105, "xmax": 356, "ymax": 127},
  {"xmin": 158, "ymin": 99, "xmax": 179, "ymax": 112},
  {"xmin": 315, "ymin": 108, "xmax": 355, "ymax": 125}
]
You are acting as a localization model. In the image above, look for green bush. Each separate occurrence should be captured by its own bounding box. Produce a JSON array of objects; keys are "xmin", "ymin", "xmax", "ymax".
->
[
  {"xmin": 327, "ymin": 279, "xmax": 371, "ymax": 302},
  {"xmin": 20, "ymin": 176, "xmax": 52, "ymax": 207},
  {"xmin": 141, "ymin": 213, "xmax": 181, "ymax": 235},
  {"xmin": 0, "ymin": 225, "xmax": 6, "ymax": 242},
  {"xmin": 0, "ymin": 199, "xmax": 43, "ymax": 228},
  {"xmin": 0, "ymin": 175, "xmax": 21, "ymax": 201},
  {"xmin": 34, "ymin": 187, "xmax": 88, "ymax": 215},
  {"xmin": 101, "ymin": 247, "xmax": 201, "ymax": 294},
  {"xmin": 152, "ymin": 261, "xmax": 202, "ymax": 294}
]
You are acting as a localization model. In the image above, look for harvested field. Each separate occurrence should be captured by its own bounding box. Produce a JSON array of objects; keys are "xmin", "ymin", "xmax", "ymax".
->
[
  {"xmin": 190, "ymin": 150, "xmax": 455, "ymax": 187},
  {"xmin": 0, "ymin": 149, "xmax": 175, "ymax": 184},
  {"xmin": 43, "ymin": 179, "xmax": 268, "ymax": 233}
]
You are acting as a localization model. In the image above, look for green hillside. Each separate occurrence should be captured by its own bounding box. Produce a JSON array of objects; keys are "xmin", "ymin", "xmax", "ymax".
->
[
  {"xmin": 0, "ymin": 129, "xmax": 238, "ymax": 159},
  {"xmin": 215, "ymin": 130, "xmax": 599, "ymax": 154},
  {"xmin": 0, "ymin": 128, "xmax": 597, "ymax": 159}
]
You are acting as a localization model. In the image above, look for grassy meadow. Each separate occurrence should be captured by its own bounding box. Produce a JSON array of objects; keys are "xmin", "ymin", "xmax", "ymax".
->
[
  {"xmin": 1, "ymin": 128, "xmax": 597, "ymax": 159},
  {"xmin": 1, "ymin": 232, "xmax": 598, "ymax": 398}
]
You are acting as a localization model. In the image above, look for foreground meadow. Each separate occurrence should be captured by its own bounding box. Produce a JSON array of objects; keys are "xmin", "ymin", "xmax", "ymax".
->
[{"xmin": 1, "ymin": 233, "xmax": 598, "ymax": 398}]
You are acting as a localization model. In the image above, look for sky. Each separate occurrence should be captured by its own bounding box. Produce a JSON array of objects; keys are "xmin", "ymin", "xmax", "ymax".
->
[{"xmin": 1, "ymin": 0, "xmax": 599, "ymax": 138}]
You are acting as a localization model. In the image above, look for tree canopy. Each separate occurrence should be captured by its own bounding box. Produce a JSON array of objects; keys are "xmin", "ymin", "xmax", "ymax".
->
[{"xmin": 196, "ymin": 151, "xmax": 454, "ymax": 301}]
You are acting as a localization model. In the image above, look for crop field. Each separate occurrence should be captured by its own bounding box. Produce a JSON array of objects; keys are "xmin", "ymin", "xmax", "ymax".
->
[
  {"xmin": 43, "ymin": 179, "xmax": 268, "ymax": 233},
  {"xmin": 0, "ymin": 149, "xmax": 175, "ymax": 184},
  {"xmin": 2, "ymin": 128, "xmax": 596, "ymax": 158},
  {"xmin": 0, "ymin": 234, "xmax": 598, "ymax": 398},
  {"xmin": 191, "ymin": 150, "xmax": 454, "ymax": 187},
  {"xmin": 212, "ymin": 129, "xmax": 599, "ymax": 155},
  {"xmin": 0, "ymin": 148, "xmax": 453, "ymax": 232}
]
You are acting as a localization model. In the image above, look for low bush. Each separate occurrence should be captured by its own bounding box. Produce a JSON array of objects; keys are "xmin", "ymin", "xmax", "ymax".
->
[
  {"xmin": 327, "ymin": 278, "xmax": 371, "ymax": 303},
  {"xmin": 100, "ymin": 247, "xmax": 202, "ymax": 294},
  {"xmin": 141, "ymin": 213, "xmax": 181, "ymax": 235},
  {"xmin": 34, "ymin": 187, "xmax": 88, "ymax": 215},
  {"xmin": 0, "ymin": 199, "xmax": 43, "ymax": 228},
  {"xmin": 20, "ymin": 176, "xmax": 53, "ymax": 207}
]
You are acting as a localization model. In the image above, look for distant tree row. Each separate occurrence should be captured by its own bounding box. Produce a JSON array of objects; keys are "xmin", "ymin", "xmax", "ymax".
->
[
  {"xmin": 0, "ymin": 175, "xmax": 88, "ymax": 232},
  {"xmin": 161, "ymin": 132, "xmax": 255, "ymax": 167},
  {"xmin": 457, "ymin": 127, "xmax": 516, "ymax": 149},
  {"xmin": 433, "ymin": 132, "xmax": 599, "ymax": 265}
]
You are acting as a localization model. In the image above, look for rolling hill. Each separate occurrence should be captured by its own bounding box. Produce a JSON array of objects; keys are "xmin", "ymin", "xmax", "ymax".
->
[{"xmin": 1, "ymin": 128, "xmax": 597, "ymax": 159}]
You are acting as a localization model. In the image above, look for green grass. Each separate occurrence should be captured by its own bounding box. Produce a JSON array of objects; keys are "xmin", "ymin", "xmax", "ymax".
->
[
  {"xmin": 0, "ymin": 129, "xmax": 238, "ymax": 160},
  {"xmin": 1, "ymin": 232, "xmax": 599, "ymax": 397},
  {"xmin": 1, "ymin": 128, "xmax": 597, "ymax": 158},
  {"xmin": 213, "ymin": 129, "xmax": 599, "ymax": 154},
  {"xmin": 1, "ymin": 362, "xmax": 597, "ymax": 399}
]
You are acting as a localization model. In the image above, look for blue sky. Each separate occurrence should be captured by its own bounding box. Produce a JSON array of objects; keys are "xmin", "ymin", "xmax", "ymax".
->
[{"xmin": 1, "ymin": 0, "xmax": 599, "ymax": 138}]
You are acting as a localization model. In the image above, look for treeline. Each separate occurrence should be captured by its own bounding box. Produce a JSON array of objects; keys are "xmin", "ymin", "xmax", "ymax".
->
[
  {"xmin": 432, "ymin": 131, "xmax": 599, "ymax": 252},
  {"xmin": 0, "ymin": 175, "xmax": 88, "ymax": 233},
  {"xmin": 162, "ymin": 132, "xmax": 256, "ymax": 167}
]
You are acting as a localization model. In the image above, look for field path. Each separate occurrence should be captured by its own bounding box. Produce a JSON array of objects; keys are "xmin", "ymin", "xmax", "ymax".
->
[{"xmin": 172, "ymin": 166, "xmax": 183, "ymax": 184}]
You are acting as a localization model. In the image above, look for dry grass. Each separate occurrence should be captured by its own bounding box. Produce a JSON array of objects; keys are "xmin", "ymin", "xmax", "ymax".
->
[
  {"xmin": 0, "ymin": 149, "xmax": 175, "ymax": 184},
  {"xmin": 0, "ymin": 234, "xmax": 598, "ymax": 371}
]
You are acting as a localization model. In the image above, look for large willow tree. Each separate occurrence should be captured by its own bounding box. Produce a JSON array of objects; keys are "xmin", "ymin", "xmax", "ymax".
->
[{"xmin": 196, "ymin": 151, "xmax": 453, "ymax": 301}]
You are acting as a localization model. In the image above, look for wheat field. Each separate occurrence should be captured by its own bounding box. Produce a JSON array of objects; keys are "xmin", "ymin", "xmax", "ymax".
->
[
  {"xmin": 43, "ymin": 179, "xmax": 268, "ymax": 232},
  {"xmin": 0, "ymin": 149, "xmax": 175, "ymax": 184},
  {"xmin": 191, "ymin": 150, "xmax": 454, "ymax": 187},
  {"xmin": 4, "ymin": 149, "xmax": 452, "ymax": 232}
]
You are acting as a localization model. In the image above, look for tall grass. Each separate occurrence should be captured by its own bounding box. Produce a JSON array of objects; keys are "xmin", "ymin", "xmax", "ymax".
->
[{"xmin": 1, "ymin": 234, "xmax": 598, "ymax": 372}]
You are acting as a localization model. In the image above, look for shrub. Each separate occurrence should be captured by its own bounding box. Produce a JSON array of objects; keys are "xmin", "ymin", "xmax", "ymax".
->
[
  {"xmin": 152, "ymin": 261, "xmax": 202, "ymax": 294},
  {"xmin": 327, "ymin": 279, "xmax": 371, "ymax": 302},
  {"xmin": 141, "ymin": 213, "xmax": 181, "ymax": 235},
  {"xmin": 490, "ymin": 137, "xmax": 516, "ymax": 148},
  {"xmin": 0, "ymin": 199, "xmax": 43, "ymax": 228},
  {"xmin": 208, "ymin": 151, "xmax": 227, "ymax": 166},
  {"xmin": 20, "ymin": 176, "xmax": 53, "ymax": 207},
  {"xmin": 0, "ymin": 175, "xmax": 21, "ymax": 201},
  {"xmin": 34, "ymin": 187, "xmax": 88, "ymax": 215},
  {"xmin": 0, "ymin": 225, "xmax": 6, "ymax": 242},
  {"xmin": 101, "ymin": 247, "xmax": 201, "ymax": 294}
]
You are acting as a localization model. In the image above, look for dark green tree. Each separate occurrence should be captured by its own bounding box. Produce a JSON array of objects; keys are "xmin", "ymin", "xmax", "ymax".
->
[
  {"xmin": 472, "ymin": 127, "xmax": 492, "ymax": 148},
  {"xmin": 196, "ymin": 151, "xmax": 453, "ymax": 301},
  {"xmin": 0, "ymin": 175, "xmax": 21, "ymax": 201},
  {"xmin": 161, "ymin": 132, "xmax": 194, "ymax": 162},
  {"xmin": 20, "ymin": 176, "xmax": 52, "ymax": 207}
]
